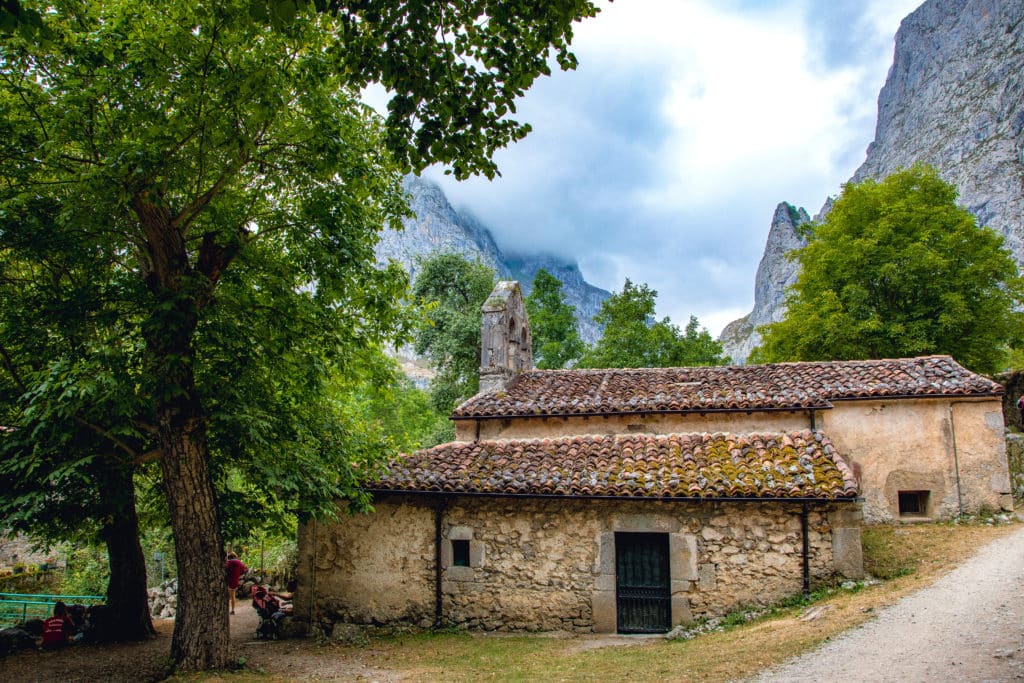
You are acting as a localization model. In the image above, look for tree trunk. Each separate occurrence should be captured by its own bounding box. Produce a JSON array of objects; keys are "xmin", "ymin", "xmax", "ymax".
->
[
  {"xmin": 102, "ymin": 466, "xmax": 156, "ymax": 641},
  {"xmin": 158, "ymin": 405, "xmax": 229, "ymax": 670},
  {"xmin": 135, "ymin": 192, "xmax": 233, "ymax": 670},
  {"xmin": 145, "ymin": 286, "xmax": 228, "ymax": 669}
]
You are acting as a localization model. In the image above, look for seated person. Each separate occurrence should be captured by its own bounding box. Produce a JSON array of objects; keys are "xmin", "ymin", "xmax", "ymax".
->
[{"xmin": 41, "ymin": 601, "xmax": 75, "ymax": 649}]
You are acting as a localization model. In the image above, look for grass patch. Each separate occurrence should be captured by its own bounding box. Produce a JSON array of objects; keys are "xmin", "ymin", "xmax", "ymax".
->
[{"xmin": 862, "ymin": 525, "xmax": 917, "ymax": 579}]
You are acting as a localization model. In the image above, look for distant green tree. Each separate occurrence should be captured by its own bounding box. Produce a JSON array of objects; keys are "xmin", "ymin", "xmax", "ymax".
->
[
  {"xmin": 751, "ymin": 166, "xmax": 1023, "ymax": 373},
  {"xmin": 577, "ymin": 280, "xmax": 727, "ymax": 368},
  {"xmin": 525, "ymin": 269, "xmax": 585, "ymax": 369},
  {"xmin": 674, "ymin": 316, "xmax": 732, "ymax": 367},
  {"xmin": 412, "ymin": 253, "xmax": 497, "ymax": 414},
  {"xmin": 344, "ymin": 352, "xmax": 452, "ymax": 451},
  {"xmin": 0, "ymin": 237, "xmax": 156, "ymax": 641}
]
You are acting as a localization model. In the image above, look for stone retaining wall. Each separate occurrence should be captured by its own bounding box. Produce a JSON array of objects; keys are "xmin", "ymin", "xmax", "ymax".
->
[
  {"xmin": 1006, "ymin": 433, "xmax": 1024, "ymax": 501},
  {"xmin": 0, "ymin": 533, "xmax": 55, "ymax": 569},
  {"xmin": 295, "ymin": 496, "xmax": 862, "ymax": 635}
]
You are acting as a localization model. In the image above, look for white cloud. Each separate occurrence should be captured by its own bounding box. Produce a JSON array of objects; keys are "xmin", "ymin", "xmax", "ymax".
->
[
  {"xmin": 864, "ymin": 0, "xmax": 921, "ymax": 36},
  {"xmin": 424, "ymin": 0, "xmax": 921, "ymax": 336}
]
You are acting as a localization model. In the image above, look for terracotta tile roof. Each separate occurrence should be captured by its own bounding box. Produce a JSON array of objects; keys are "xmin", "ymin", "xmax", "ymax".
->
[
  {"xmin": 452, "ymin": 355, "xmax": 1001, "ymax": 419},
  {"xmin": 373, "ymin": 430, "xmax": 859, "ymax": 500}
]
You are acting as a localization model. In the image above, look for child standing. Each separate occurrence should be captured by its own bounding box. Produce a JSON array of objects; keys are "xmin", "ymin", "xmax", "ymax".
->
[{"xmin": 225, "ymin": 552, "xmax": 248, "ymax": 615}]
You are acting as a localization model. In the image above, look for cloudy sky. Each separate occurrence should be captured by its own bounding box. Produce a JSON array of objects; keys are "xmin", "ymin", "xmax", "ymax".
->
[{"xmin": 421, "ymin": 0, "xmax": 924, "ymax": 336}]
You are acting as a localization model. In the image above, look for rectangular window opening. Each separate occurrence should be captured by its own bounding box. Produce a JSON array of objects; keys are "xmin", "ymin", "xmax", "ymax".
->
[
  {"xmin": 898, "ymin": 490, "xmax": 930, "ymax": 517},
  {"xmin": 452, "ymin": 539, "xmax": 470, "ymax": 567}
]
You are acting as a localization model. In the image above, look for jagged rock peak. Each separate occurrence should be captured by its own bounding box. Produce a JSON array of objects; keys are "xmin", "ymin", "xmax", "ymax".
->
[
  {"xmin": 719, "ymin": 202, "xmax": 809, "ymax": 364},
  {"xmin": 375, "ymin": 176, "xmax": 506, "ymax": 279},
  {"xmin": 720, "ymin": 0, "xmax": 1024, "ymax": 363}
]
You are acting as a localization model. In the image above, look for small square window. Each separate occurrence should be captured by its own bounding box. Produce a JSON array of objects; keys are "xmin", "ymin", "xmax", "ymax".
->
[
  {"xmin": 898, "ymin": 490, "xmax": 929, "ymax": 517},
  {"xmin": 452, "ymin": 539, "xmax": 470, "ymax": 567}
]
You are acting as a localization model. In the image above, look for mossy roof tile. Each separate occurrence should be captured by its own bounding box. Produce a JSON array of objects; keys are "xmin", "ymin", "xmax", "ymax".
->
[{"xmin": 373, "ymin": 431, "xmax": 858, "ymax": 500}]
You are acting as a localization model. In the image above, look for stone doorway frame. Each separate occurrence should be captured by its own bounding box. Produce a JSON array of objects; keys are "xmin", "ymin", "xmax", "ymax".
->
[{"xmin": 591, "ymin": 513, "xmax": 697, "ymax": 633}]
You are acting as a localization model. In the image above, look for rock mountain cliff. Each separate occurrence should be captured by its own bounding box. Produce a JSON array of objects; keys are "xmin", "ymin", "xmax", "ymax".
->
[
  {"xmin": 718, "ymin": 202, "xmax": 810, "ymax": 364},
  {"xmin": 376, "ymin": 176, "xmax": 610, "ymax": 344},
  {"xmin": 721, "ymin": 0, "xmax": 1024, "ymax": 363}
]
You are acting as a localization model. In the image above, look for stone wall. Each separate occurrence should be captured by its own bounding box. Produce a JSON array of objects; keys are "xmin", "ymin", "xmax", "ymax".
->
[
  {"xmin": 293, "ymin": 496, "xmax": 862, "ymax": 635},
  {"xmin": 1006, "ymin": 434, "xmax": 1024, "ymax": 502},
  {"xmin": 455, "ymin": 409, "xmax": 813, "ymax": 442},
  {"xmin": 0, "ymin": 533, "xmax": 56, "ymax": 569}
]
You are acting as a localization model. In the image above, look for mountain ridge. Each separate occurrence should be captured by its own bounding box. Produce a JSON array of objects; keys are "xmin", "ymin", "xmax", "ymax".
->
[
  {"xmin": 376, "ymin": 176, "xmax": 611, "ymax": 345},
  {"xmin": 720, "ymin": 0, "xmax": 1024, "ymax": 364}
]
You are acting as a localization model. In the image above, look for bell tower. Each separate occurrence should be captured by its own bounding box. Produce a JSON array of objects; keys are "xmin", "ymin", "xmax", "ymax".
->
[{"xmin": 479, "ymin": 281, "xmax": 533, "ymax": 393}]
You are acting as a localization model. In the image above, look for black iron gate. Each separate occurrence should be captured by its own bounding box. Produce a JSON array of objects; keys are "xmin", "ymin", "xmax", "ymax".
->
[{"xmin": 615, "ymin": 532, "xmax": 671, "ymax": 633}]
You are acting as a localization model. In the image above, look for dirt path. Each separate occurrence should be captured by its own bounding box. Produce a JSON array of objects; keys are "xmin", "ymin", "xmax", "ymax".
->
[{"xmin": 751, "ymin": 525, "xmax": 1024, "ymax": 682}]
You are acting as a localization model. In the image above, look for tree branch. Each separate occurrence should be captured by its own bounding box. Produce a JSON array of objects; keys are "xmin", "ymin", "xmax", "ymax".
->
[
  {"xmin": 0, "ymin": 343, "xmax": 28, "ymax": 394},
  {"xmin": 171, "ymin": 171, "xmax": 231, "ymax": 233},
  {"xmin": 134, "ymin": 448, "xmax": 163, "ymax": 465},
  {"xmin": 72, "ymin": 415, "xmax": 141, "ymax": 463}
]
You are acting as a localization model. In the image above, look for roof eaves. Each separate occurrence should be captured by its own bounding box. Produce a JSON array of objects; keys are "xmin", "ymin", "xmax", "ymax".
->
[
  {"xmin": 828, "ymin": 391, "xmax": 1004, "ymax": 403},
  {"xmin": 364, "ymin": 488, "xmax": 861, "ymax": 504},
  {"xmin": 451, "ymin": 403, "xmax": 835, "ymax": 421}
]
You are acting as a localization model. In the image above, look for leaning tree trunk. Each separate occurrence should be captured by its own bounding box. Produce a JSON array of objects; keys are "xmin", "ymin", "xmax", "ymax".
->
[{"xmin": 101, "ymin": 465, "xmax": 156, "ymax": 641}]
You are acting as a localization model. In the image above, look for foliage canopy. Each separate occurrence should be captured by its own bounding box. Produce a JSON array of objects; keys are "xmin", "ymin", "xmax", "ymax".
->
[
  {"xmin": 413, "ymin": 253, "xmax": 497, "ymax": 417},
  {"xmin": 0, "ymin": 0, "xmax": 600, "ymax": 181},
  {"xmin": 525, "ymin": 269, "xmax": 585, "ymax": 369},
  {"xmin": 751, "ymin": 166, "xmax": 1023, "ymax": 373},
  {"xmin": 577, "ymin": 280, "xmax": 727, "ymax": 369}
]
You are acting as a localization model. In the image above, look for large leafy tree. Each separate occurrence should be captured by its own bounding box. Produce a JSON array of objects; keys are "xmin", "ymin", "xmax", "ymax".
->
[
  {"xmin": 525, "ymin": 268, "xmax": 585, "ymax": 369},
  {"xmin": 1, "ymin": 12, "xmax": 409, "ymax": 664},
  {"xmin": 0, "ymin": 0, "xmax": 605, "ymax": 669},
  {"xmin": 412, "ymin": 253, "xmax": 497, "ymax": 419},
  {"xmin": 751, "ymin": 166, "xmax": 1024, "ymax": 373},
  {"xmin": 0, "ymin": 246, "xmax": 156, "ymax": 641},
  {"xmin": 577, "ymin": 280, "xmax": 727, "ymax": 369}
]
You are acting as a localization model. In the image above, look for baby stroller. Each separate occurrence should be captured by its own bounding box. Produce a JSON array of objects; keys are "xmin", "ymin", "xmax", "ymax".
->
[{"xmin": 251, "ymin": 585, "xmax": 287, "ymax": 640}]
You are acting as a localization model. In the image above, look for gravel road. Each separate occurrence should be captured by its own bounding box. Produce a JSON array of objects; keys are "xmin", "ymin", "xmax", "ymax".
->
[{"xmin": 752, "ymin": 525, "xmax": 1024, "ymax": 682}]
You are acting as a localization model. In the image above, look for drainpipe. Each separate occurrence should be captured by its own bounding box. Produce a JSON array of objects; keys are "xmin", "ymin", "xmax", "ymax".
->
[
  {"xmin": 948, "ymin": 403, "xmax": 965, "ymax": 517},
  {"xmin": 809, "ymin": 409, "xmax": 817, "ymax": 431},
  {"xmin": 434, "ymin": 497, "xmax": 446, "ymax": 628},
  {"xmin": 800, "ymin": 504, "xmax": 810, "ymax": 600}
]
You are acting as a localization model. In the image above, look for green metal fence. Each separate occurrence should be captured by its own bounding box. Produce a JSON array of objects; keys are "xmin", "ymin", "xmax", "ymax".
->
[{"xmin": 0, "ymin": 592, "xmax": 104, "ymax": 627}]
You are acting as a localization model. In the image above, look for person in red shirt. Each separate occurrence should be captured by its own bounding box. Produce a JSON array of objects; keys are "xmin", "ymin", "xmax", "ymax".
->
[
  {"xmin": 41, "ymin": 601, "xmax": 74, "ymax": 649},
  {"xmin": 225, "ymin": 552, "xmax": 247, "ymax": 615}
]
